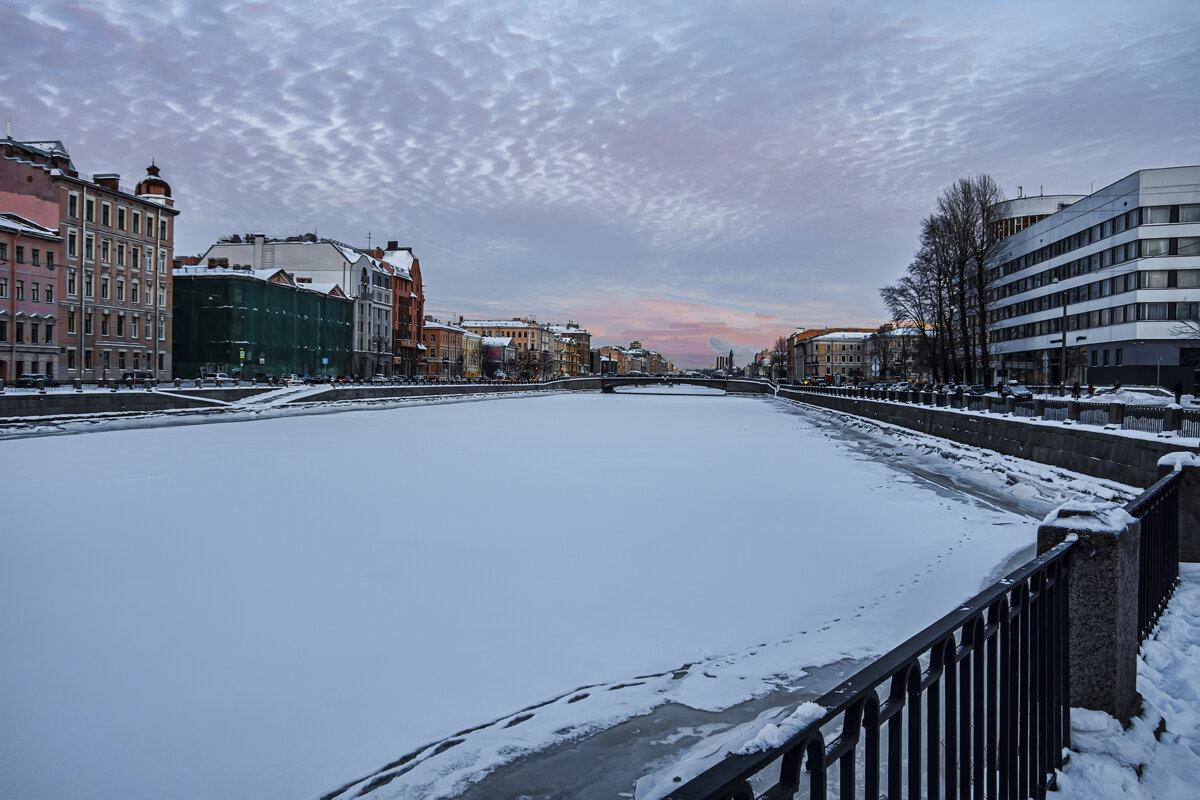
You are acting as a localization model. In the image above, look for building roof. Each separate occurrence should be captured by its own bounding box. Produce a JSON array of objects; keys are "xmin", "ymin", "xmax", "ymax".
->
[
  {"xmin": 172, "ymin": 264, "xmax": 351, "ymax": 299},
  {"xmin": 482, "ymin": 336, "xmax": 514, "ymax": 347},
  {"xmin": 0, "ymin": 212, "xmax": 60, "ymax": 240},
  {"xmin": 812, "ymin": 330, "xmax": 874, "ymax": 342}
]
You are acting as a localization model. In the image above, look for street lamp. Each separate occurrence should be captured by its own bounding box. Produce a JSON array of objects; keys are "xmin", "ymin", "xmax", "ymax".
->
[{"xmin": 1051, "ymin": 277, "xmax": 1068, "ymax": 396}]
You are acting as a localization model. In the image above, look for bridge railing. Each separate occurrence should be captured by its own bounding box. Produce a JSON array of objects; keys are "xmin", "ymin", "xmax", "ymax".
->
[
  {"xmin": 1128, "ymin": 468, "xmax": 1182, "ymax": 642},
  {"xmin": 663, "ymin": 541, "xmax": 1074, "ymax": 800}
]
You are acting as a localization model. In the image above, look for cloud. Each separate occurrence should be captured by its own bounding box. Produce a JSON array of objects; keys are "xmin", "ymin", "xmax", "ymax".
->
[
  {"xmin": 3, "ymin": 0, "xmax": 1198, "ymax": 367},
  {"xmin": 707, "ymin": 338, "xmax": 761, "ymax": 367}
]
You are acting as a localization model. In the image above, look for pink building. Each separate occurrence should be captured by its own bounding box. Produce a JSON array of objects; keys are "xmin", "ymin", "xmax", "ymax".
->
[{"xmin": 0, "ymin": 212, "xmax": 62, "ymax": 381}]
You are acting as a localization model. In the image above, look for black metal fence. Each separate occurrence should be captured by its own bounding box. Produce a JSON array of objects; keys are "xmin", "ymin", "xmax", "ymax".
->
[
  {"xmin": 1128, "ymin": 469, "xmax": 1182, "ymax": 642},
  {"xmin": 664, "ymin": 541, "xmax": 1074, "ymax": 800}
]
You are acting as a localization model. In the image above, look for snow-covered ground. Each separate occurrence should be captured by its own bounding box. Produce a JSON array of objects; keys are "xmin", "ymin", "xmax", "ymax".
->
[
  {"xmin": 1056, "ymin": 563, "xmax": 1200, "ymax": 800},
  {"xmin": 0, "ymin": 392, "xmax": 1135, "ymax": 800}
]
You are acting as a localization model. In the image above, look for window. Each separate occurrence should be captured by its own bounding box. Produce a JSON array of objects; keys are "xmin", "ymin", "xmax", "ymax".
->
[
  {"xmin": 15, "ymin": 322, "xmax": 24, "ymax": 343},
  {"xmin": 116, "ymin": 242, "xmax": 125, "ymax": 266},
  {"xmin": 116, "ymin": 280, "xmax": 124, "ymax": 301},
  {"xmin": 131, "ymin": 213, "xmax": 140, "ymax": 234},
  {"xmin": 1180, "ymin": 238, "xmax": 1200, "ymax": 257},
  {"xmin": 118, "ymin": 351, "xmax": 126, "ymax": 370},
  {"xmin": 101, "ymin": 315, "xmax": 109, "ymax": 336},
  {"xmin": 0, "ymin": 321, "xmax": 5, "ymax": 341},
  {"xmin": 116, "ymin": 316, "xmax": 124, "ymax": 337},
  {"xmin": 68, "ymin": 311, "xmax": 76, "ymax": 334},
  {"xmin": 15, "ymin": 280, "xmax": 24, "ymax": 300},
  {"xmin": 157, "ymin": 318, "xmax": 164, "ymax": 340},
  {"xmin": 0, "ymin": 277, "xmax": 6, "ymax": 297},
  {"xmin": 146, "ymin": 215, "xmax": 155, "ymax": 237},
  {"xmin": 131, "ymin": 279, "xmax": 139, "ymax": 304},
  {"xmin": 101, "ymin": 276, "xmax": 110, "ymax": 300},
  {"xmin": 67, "ymin": 193, "xmax": 79, "ymax": 219},
  {"xmin": 32, "ymin": 249, "xmax": 40, "ymax": 266},
  {"xmin": 157, "ymin": 284, "xmax": 165, "ymax": 307},
  {"xmin": 159, "ymin": 218, "xmax": 168, "ymax": 240},
  {"xmin": 1103, "ymin": 349, "xmax": 1110, "ymax": 366},
  {"xmin": 157, "ymin": 250, "xmax": 166, "ymax": 273},
  {"xmin": 131, "ymin": 246, "xmax": 139, "ymax": 268},
  {"xmin": 101, "ymin": 203, "xmax": 111, "ymax": 227},
  {"xmin": 130, "ymin": 316, "xmax": 138, "ymax": 338},
  {"xmin": 1141, "ymin": 271, "xmax": 1169, "ymax": 288},
  {"xmin": 30, "ymin": 322, "xmax": 39, "ymax": 344},
  {"xmin": 67, "ymin": 270, "xmax": 77, "ymax": 296},
  {"xmin": 84, "ymin": 272, "xmax": 93, "ymax": 298},
  {"xmin": 1143, "ymin": 303, "xmax": 1169, "ymax": 320},
  {"xmin": 1181, "ymin": 205, "xmax": 1200, "ymax": 224},
  {"xmin": 84, "ymin": 349, "xmax": 91, "ymax": 369},
  {"xmin": 44, "ymin": 284, "xmax": 52, "ymax": 303},
  {"xmin": 16, "ymin": 245, "xmax": 24, "ymax": 263},
  {"xmin": 117, "ymin": 208, "xmax": 126, "ymax": 230},
  {"xmin": 31, "ymin": 282, "xmax": 39, "ymax": 302},
  {"xmin": 85, "ymin": 198, "xmax": 94, "ymax": 222},
  {"xmin": 84, "ymin": 234, "xmax": 94, "ymax": 262},
  {"xmin": 67, "ymin": 231, "xmax": 77, "ymax": 258},
  {"xmin": 0, "ymin": 242, "xmax": 6, "ymax": 262},
  {"xmin": 67, "ymin": 348, "xmax": 75, "ymax": 369},
  {"xmin": 100, "ymin": 239, "xmax": 110, "ymax": 262},
  {"xmin": 144, "ymin": 247, "xmax": 153, "ymax": 270},
  {"xmin": 1142, "ymin": 206, "xmax": 1170, "ymax": 224},
  {"xmin": 45, "ymin": 250, "xmax": 53, "ymax": 268},
  {"xmin": 44, "ymin": 323, "xmax": 53, "ymax": 344}
]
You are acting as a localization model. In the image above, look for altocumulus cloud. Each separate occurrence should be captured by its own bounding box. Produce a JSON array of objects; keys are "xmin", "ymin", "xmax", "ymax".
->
[{"xmin": 2, "ymin": 0, "xmax": 1198, "ymax": 365}]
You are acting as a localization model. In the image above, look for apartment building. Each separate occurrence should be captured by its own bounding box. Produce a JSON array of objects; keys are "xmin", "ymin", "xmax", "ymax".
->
[{"xmin": 1, "ymin": 136, "xmax": 179, "ymax": 380}]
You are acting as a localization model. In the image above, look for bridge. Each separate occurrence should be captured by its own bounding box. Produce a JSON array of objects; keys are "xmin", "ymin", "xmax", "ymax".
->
[{"xmin": 589, "ymin": 375, "xmax": 771, "ymax": 393}]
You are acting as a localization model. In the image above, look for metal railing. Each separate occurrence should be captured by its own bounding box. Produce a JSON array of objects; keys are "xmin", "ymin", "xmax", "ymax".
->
[
  {"xmin": 1181, "ymin": 409, "xmax": 1200, "ymax": 438},
  {"xmin": 665, "ymin": 541, "xmax": 1073, "ymax": 800},
  {"xmin": 1077, "ymin": 403, "xmax": 1110, "ymax": 427},
  {"xmin": 1123, "ymin": 406, "xmax": 1166, "ymax": 434},
  {"xmin": 1127, "ymin": 469, "xmax": 1181, "ymax": 642}
]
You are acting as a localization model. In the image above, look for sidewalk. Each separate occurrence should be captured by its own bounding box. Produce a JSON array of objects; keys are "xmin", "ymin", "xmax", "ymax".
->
[{"xmin": 1056, "ymin": 563, "xmax": 1200, "ymax": 799}]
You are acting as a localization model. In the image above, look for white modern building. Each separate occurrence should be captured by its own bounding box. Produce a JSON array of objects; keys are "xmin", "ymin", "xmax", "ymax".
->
[
  {"xmin": 199, "ymin": 234, "xmax": 394, "ymax": 377},
  {"xmin": 989, "ymin": 166, "xmax": 1200, "ymax": 390}
]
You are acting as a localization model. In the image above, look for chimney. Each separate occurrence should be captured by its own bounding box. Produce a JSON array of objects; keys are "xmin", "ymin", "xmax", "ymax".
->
[
  {"xmin": 93, "ymin": 173, "xmax": 120, "ymax": 191},
  {"xmin": 253, "ymin": 234, "xmax": 265, "ymax": 268},
  {"xmin": 387, "ymin": 240, "xmax": 398, "ymax": 251}
]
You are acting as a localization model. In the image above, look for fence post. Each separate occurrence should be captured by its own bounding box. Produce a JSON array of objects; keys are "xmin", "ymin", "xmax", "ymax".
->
[
  {"xmin": 1067, "ymin": 400, "xmax": 1081, "ymax": 422},
  {"xmin": 1038, "ymin": 502, "xmax": 1141, "ymax": 724},
  {"xmin": 1158, "ymin": 452, "xmax": 1200, "ymax": 562},
  {"xmin": 1163, "ymin": 406, "xmax": 1181, "ymax": 433},
  {"xmin": 1109, "ymin": 402, "xmax": 1125, "ymax": 427}
]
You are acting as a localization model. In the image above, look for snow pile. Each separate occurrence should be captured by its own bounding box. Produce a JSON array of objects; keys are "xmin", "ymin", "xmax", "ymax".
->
[
  {"xmin": 1055, "ymin": 564, "xmax": 1200, "ymax": 799},
  {"xmin": 734, "ymin": 702, "xmax": 826, "ymax": 754},
  {"xmin": 1041, "ymin": 501, "xmax": 1137, "ymax": 532}
]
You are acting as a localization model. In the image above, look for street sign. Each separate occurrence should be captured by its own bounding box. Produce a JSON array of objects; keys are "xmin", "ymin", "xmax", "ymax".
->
[{"xmin": 322, "ymin": 357, "xmax": 328, "ymax": 365}]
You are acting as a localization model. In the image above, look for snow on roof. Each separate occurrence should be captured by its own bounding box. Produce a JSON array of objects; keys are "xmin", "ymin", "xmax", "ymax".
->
[
  {"xmin": 812, "ymin": 330, "xmax": 873, "ymax": 341},
  {"xmin": 424, "ymin": 320, "xmax": 468, "ymax": 333},
  {"xmin": 171, "ymin": 265, "xmax": 349, "ymax": 298},
  {"xmin": 0, "ymin": 212, "xmax": 60, "ymax": 239},
  {"xmin": 482, "ymin": 336, "xmax": 514, "ymax": 346},
  {"xmin": 462, "ymin": 320, "xmax": 535, "ymax": 329}
]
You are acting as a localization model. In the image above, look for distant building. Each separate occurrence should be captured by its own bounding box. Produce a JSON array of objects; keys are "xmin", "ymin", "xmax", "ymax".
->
[
  {"xmin": 548, "ymin": 322, "xmax": 591, "ymax": 375},
  {"xmin": 173, "ymin": 262, "xmax": 353, "ymax": 379},
  {"xmin": 481, "ymin": 336, "xmax": 516, "ymax": 378},
  {"xmin": 423, "ymin": 318, "xmax": 468, "ymax": 378},
  {"xmin": 199, "ymin": 234, "xmax": 395, "ymax": 377},
  {"xmin": 462, "ymin": 318, "xmax": 553, "ymax": 378}
]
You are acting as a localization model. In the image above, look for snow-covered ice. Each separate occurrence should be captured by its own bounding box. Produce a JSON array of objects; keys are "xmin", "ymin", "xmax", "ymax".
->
[{"xmin": 0, "ymin": 392, "xmax": 1136, "ymax": 800}]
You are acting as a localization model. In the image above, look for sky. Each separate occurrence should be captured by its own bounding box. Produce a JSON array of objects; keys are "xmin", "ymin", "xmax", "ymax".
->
[{"xmin": 2, "ymin": 1, "xmax": 1198, "ymax": 367}]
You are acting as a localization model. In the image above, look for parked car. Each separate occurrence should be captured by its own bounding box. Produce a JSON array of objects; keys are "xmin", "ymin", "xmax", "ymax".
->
[
  {"xmin": 204, "ymin": 372, "xmax": 233, "ymax": 383},
  {"xmin": 280, "ymin": 374, "xmax": 303, "ymax": 386},
  {"xmin": 119, "ymin": 370, "xmax": 154, "ymax": 387},
  {"xmin": 252, "ymin": 372, "xmax": 276, "ymax": 384},
  {"xmin": 964, "ymin": 384, "xmax": 989, "ymax": 396},
  {"xmin": 12, "ymin": 373, "xmax": 60, "ymax": 388},
  {"xmin": 1000, "ymin": 382, "xmax": 1034, "ymax": 401}
]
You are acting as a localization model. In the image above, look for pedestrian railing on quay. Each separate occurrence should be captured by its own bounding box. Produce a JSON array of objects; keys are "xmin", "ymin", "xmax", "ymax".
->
[
  {"xmin": 1127, "ymin": 468, "xmax": 1182, "ymax": 643},
  {"xmin": 784, "ymin": 385, "xmax": 1196, "ymax": 438},
  {"xmin": 664, "ymin": 542, "xmax": 1074, "ymax": 800}
]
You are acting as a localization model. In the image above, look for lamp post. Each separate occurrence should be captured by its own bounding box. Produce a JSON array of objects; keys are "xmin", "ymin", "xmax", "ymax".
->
[{"xmin": 1052, "ymin": 277, "xmax": 1068, "ymax": 396}]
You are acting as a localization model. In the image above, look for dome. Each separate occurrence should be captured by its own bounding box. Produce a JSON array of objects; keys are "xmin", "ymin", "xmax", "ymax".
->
[{"xmin": 135, "ymin": 162, "xmax": 172, "ymax": 199}]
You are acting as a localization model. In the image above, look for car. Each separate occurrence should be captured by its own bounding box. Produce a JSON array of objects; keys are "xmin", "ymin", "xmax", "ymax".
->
[
  {"xmin": 204, "ymin": 372, "xmax": 233, "ymax": 383},
  {"xmin": 370, "ymin": 374, "xmax": 388, "ymax": 384},
  {"xmin": 280, "ymin": 374, "xmax": 304, "ymax": 386},
  {"xmin": 964, "ymin": 384, "xmax": 989, "ymax": 396},
  {"xmin": 12, "ymin": 373, "xmax": 60, "ymax": 388},
  {"xmin": 252, "ymin": 372, "xmax": 276, "ymax": 385},
  {"xmin": 1000, "ymin": 382, "xmax": 1034, "ymax": 401},
  {"xmin": 119, "ymin": 370, "xmax": 154, "ymax": 387}
]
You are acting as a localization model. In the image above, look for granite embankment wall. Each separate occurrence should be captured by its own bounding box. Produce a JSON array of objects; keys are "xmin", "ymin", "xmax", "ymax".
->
[
  {"xmin": 0, "ymin": 389, "xmax": 232, "ymax": 417},
  {"xmin": 779, "ymin": 388, "xmax": 1198, "ymax": 487}
]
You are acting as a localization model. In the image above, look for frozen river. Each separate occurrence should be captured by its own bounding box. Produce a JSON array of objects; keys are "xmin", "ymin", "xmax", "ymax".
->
[{"xmin": 0, "ymin": 391, "xmax": 1132, "ymax": 800}]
